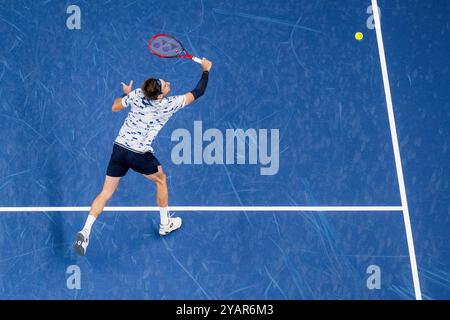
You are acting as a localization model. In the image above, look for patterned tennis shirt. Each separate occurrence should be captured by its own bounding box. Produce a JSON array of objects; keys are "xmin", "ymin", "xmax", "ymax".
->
[{"xmin": 114, "ymin": 88, "xmax": 186, "ymax": 153}]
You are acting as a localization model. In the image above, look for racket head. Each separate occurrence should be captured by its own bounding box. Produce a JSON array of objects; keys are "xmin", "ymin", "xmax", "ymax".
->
[{"xmin": 148, "ymin": 34, "xmax": 193, "ymax": 59}]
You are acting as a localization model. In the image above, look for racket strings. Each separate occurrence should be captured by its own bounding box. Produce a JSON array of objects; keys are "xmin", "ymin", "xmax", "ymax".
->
[{"xmin": 149, "ymin": 35, "xmax": 184, "ymax": 58}]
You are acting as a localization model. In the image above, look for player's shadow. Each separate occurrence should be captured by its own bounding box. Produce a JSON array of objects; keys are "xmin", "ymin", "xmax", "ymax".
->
[
  {"xmin": 46, "ymin": 209, "xmax": 72, "ymax": 259},
  {"xmin": 41, "ymin": 182, "xmax": 74, "ymax": 261}
]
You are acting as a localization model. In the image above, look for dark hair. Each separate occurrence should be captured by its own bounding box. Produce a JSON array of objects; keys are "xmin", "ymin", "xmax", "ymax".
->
[{"xmin": 142, "ymin": 78, "xmax": 161, "ymax": 99}]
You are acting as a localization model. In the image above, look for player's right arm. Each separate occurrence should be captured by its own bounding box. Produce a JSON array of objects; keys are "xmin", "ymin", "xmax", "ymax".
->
[{"xmin": 184, "ymin": 58, "xmax": 212, "ymax": 106}]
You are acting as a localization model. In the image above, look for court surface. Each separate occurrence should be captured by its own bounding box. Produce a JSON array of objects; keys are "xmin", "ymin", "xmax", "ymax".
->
[{"xmin": 0, "ymin": 0, "xmax": 449, "ymax": 299}]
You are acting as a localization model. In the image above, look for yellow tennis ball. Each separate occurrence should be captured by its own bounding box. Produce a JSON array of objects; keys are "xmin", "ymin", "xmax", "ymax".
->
[{"xmin": 355, "ymin": 32, "xmax": 363, "ymax": 41}]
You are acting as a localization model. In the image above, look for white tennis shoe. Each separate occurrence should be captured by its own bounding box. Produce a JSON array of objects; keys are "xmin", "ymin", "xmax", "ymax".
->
[
  {"xmin": 159, "ymin": 217, "xmax": 182, "ymax": 236},
  {"xmin": 74, "ymin": 230, "xmax": 89, "ymax": 256}
]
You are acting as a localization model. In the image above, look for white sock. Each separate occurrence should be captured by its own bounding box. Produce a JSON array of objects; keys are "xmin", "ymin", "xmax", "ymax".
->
[
  {"xmin": 82, "ymin": 215, "xmax": 96, "ymax": 237},
  {"xmin": 159, "ymin": 207, "xmax": 169, "ymax": 225}
]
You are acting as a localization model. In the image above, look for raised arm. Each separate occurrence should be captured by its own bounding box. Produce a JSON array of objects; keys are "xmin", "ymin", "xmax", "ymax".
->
[
  {"xmin": 112, "ymin": 80, "xmax": 134, "ymax": 112},
  {"xmin": 184, "ymin": 58, "xmax": 212, "ymax": 106}
]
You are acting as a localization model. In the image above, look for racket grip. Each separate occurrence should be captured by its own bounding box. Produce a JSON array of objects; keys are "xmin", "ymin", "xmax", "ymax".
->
[{"xmin": 192, "ymin": 56, "xmax": 202, "ymax": 64}]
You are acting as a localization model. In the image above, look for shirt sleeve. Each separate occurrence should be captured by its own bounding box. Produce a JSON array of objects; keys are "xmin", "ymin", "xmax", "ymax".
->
[
  {"xmin": 164, "ymin": 95, "xmax": 187, "ymax": 114},
  {"xmin": 121, "ymin": 89, "xmax": 139, "ymax": 108}
]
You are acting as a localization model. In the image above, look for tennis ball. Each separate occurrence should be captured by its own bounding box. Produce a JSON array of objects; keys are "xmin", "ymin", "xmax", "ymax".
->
[{"xmin": 355, "ymin": 32, "xmax": 363, "ymax": 41}]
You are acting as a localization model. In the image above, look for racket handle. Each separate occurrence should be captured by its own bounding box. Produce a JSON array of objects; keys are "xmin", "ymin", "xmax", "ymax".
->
[{"xmin": 192, "ymin": 56, "xmax": 202, "ymax": 64}]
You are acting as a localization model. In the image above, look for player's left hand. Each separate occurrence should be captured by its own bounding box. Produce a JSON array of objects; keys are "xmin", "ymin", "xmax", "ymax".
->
[{"xmin": 121, "ymin": 80, "xmax": 134, "ymax": 94}]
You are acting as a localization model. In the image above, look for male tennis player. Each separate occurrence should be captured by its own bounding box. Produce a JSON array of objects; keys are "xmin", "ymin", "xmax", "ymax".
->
[{"xmin": 74, "ymin": 58, "xmax": 212, "ymax": 256}]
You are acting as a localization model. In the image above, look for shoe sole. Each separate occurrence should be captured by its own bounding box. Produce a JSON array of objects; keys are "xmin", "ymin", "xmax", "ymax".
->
[{"xmin": 74, "ymin": 233, "xmax": 86, "ymax": 256}]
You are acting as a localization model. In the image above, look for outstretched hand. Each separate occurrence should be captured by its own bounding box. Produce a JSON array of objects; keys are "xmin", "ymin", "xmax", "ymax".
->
[
  {"xmin": 121, "ymin": 80, "xmax": 134, "ymax": 95},
  {"xmin": 201, "ymin": 58, "xmax": 212, "ymax": 72}
]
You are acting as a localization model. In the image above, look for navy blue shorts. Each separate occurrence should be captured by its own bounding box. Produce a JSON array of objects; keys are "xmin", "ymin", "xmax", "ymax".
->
[{"xmin": 106, "ymin": 144, "xmax": 161, "ymax": 177}]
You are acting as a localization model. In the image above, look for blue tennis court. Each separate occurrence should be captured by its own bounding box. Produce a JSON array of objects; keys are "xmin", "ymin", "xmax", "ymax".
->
[{"xmin": 0, "ymin": 0, "xmax": 449, "ymax": 299}]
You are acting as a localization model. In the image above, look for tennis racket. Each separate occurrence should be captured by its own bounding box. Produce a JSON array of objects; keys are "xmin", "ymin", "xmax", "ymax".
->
[{"xmin": 148, "ymin": 34, "xmax": 202, "ymax": 64}]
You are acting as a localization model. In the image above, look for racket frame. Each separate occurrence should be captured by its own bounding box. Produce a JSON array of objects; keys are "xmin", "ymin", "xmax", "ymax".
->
[{"xmin": 148, "ymin": 34, "xmax": 202, "ymax": 64}]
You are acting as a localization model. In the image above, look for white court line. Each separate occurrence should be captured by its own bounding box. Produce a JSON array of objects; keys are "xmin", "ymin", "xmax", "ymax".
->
[
  {"xmin": 0, "ymin": 206, "xmax": 403, "ymax": 212},
  {"xmin": 372, "ymin": 0, "xmax": 422, "ymax": 300}
]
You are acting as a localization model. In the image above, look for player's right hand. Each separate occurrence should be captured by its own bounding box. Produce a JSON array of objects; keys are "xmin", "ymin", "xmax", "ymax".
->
[{"xmin": 201, "ymin": 58, "xmax": 212, "ymax": 72}]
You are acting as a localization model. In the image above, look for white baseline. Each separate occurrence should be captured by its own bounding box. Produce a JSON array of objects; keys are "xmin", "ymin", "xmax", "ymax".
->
[{"xmin": 0, "ymin": 206, "xmax": 403, "ymax": 212}]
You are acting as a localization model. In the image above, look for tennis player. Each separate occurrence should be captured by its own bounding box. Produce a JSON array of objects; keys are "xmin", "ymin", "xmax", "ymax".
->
[{"xmin": 74, "ymin": 58, "xmax": 212, "ymax": 256}]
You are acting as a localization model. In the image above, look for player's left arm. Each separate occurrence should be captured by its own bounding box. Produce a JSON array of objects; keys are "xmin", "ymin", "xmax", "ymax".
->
[
  {"xmin": 112, "ymin": 80, "xmax": 134, "ymax": 112},
  {"xmin": 184, "ymin": 58, "xmax": 212, "ymax": 106}
]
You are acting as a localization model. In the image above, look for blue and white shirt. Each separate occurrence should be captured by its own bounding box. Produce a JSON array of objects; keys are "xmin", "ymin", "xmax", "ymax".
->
[{"xmin": 114, "ymin": 88, "xmax": 186, "ymax": 153}]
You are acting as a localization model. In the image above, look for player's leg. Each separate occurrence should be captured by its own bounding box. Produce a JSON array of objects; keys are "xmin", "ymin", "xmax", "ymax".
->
[
  {"xmin": 145, "ymin": 165, "xmax": 168, "ymax": 207},
  {"xmin": 75, "ymin": 144, "xmax": 129, "ymax": 256},
  {"xmin": 75, "ymin": 176, "xmax": 121, "ymax": 256},
  {"xmin": 144, "ymin": 166, "xmax": 182, "ymax": 235},
  {"xmin": 89, "ymin": 175, "xmax": 121, "ymax": 218}
]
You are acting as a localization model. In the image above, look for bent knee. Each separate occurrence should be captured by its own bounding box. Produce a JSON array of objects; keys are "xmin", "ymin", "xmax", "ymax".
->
[
  {"xmin": 151, "ymin": 172, "xmax": 166, "ymax": 184},
  {"xmin": 156, "ymin": 173, "xmax": 167, "ymax": 184}
]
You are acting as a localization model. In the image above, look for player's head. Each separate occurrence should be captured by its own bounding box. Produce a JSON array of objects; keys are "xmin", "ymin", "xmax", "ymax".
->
[{"xmin": 142, "ymin": 78, "xmax": 171, "ymax": 100}]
